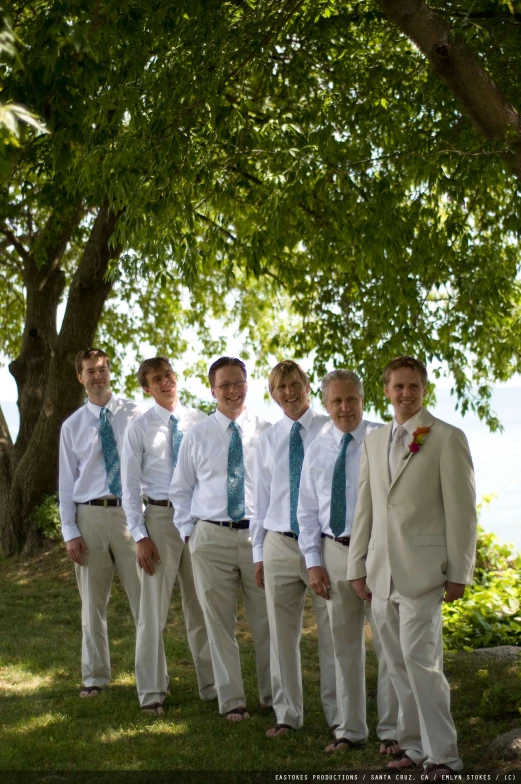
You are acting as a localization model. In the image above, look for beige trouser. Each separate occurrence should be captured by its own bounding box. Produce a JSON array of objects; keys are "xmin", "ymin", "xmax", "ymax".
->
[
  {"xmin": 263, "ymin": 531, "xmax": 339, "ymax": 730},
  {"xmin": 135, "ymin": 505, "xmax": 216, "ymax": 706},
  {"xmin": 372, "ymin": 580, "xmax": 462, "ymax": 770},
  {"xmin": 189, "ymin": 519, "xmax": 272, "ymax": 714},
  {"xmin": 75, "ymin": 504, "xmax": 141, "ymax": 688},
  {"xmin": 322, "ymin": 536, "xmax": 398, "ymax": 742}
]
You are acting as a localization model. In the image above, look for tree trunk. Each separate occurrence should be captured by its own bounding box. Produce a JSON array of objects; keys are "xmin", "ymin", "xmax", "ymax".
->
[
  {"xmin": 377, "ymin": 0, "xmax": 521, "ymax": 179},
  {"xmin": 0, "ymin": 207, "xmax": 122, "ymax": 556}
]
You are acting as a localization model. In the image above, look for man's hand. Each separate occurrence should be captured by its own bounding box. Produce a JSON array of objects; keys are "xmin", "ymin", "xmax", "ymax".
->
[
  {"xmin": 443, "ymin": 581, "xmax": 465, "ymax": 603},
  {"xmin": 66, "ymin": 536, "xmax": 89, "ymax": 566},
  {"xmin": 308, "ymin": 566, "xmax": 331, "ymax": 599},
  {"xmin": 137, "ymin": 538, "xmax": 161, "ymax": 575},
  {"xmin": 255, "ymin": 562, "xmax": 265, "ymax": 589},
  {"xmin": 350, "ymin": 576, "xmax": 372, "ymax": 602}
]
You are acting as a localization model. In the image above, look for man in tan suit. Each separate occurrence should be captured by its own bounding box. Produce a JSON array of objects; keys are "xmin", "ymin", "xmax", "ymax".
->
[{"xmin": 348, "ymin": 356, "xmax": 476, "ymax": 780}]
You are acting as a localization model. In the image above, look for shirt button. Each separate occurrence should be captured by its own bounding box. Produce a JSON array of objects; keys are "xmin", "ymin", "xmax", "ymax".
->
[{"xmin": 388, "ymin": 504, "xmax": 394, "ymax": 509}]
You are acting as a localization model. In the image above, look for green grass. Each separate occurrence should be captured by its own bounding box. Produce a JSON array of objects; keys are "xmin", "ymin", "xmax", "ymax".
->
[{"xmin": 1, "ymin": 544, "xmax": 521, "ymax": 774}]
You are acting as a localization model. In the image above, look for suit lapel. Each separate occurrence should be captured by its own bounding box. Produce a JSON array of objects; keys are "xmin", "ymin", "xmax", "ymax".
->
[
  {"xmin": 380, "ymin": 423, "xmax": 392, "ymax": 492},
  {"xmin": 388, "ymin": 409, "xmax": 435, "ymax": 493}
]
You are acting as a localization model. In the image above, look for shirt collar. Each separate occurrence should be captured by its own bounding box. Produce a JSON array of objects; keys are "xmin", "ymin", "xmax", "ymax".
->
[
  {"xmin": 392, "ymin": 408, "xmax": 424, "ymax": 437},
  {"xmin": 154, "ymin": 402, "xmax": 183, "ymax": 424},
  {"xmin": 281, "ymin": 406, "xmax": 314, "ymax": 434},
  {"xmin": 332, "ymin": 418, "xmax": 366, "ymax": 446},
  {"xmin": 214, "ymin": 407, "xmax": 248, "ymax": 432},
  {"xmin": 87, "ymin": 392, "xmax": 116, "ymax": 419}
]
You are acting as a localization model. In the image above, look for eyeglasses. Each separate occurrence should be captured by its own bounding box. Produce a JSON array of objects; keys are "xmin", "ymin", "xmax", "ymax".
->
[{"xmin": 213, "ymin": 381, "xmax": 247, "ymax": 391}]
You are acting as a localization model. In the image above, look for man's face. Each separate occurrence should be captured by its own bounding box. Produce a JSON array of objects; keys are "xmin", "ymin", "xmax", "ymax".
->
[
  {"xmin": 384, "ymin": 367, "xmax": 426, "ymax": 423},
  {"xmin": 143, "ymin": 362, "xmax": 178, "ymax": 410},
  {"xmin": 270, "ymin": 370, "xmax": 310, "ymax": 421},
  {"xmin": 325, "ymin": 379, "xmax": 364, "ymax": 433},
  {"xmin": 77, "ymin": 356, "xmax": 111, "ymax": 399},
  {"xmin": 211, "ymin": 365, "xmax": 248, "ymax": 419}
]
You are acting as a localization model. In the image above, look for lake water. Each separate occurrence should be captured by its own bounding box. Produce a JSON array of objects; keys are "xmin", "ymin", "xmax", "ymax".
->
[{"xmin": 2, "ymin": 384, "xmax": 520, "ymax": 552}]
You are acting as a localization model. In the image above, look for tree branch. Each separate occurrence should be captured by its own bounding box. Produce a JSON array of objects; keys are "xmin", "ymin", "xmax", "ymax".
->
[
  {"xmin": 377, "ymin": 0, "xmax": 521, "ymax": 179},
  {"xmin": 0, "ymin": 226, "xmax": 29, "ymax": 261}
]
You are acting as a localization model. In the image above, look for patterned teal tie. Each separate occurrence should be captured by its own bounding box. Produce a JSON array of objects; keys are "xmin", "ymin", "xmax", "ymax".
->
[
  {"xmin": 227, "ymin": 421, "xmax": 245, "ymax": 522},
  {"xmin": 99, "ymin": 407, "xmax": 122, "ymax": 497},
  {"xmin": 169, "ymin": 414, "xmax": 183, "ymax": 469},
  {"xmin": 329, "ymin": 432, "xmax": 353, "ymax": 537},
  {"xmin": 289, "ymin": 421, "xmax": 304, "ymax": 534}
]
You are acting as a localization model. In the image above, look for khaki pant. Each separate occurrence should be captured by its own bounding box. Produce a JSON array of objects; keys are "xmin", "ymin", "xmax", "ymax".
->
[
  {"xmin": 189, "ymin": 520, "xmax": 272, "ymax": 714},
  {"xmin": 372, "ymin": 581, "xmax": 462, "ymax": 770},
  {"xmin": 263, "ymin": 531, "xmax": 339, "ymax": 729},
  {"xmin": 322, "ymin": 536, "xmax": 398, "ymax": 742},
  {"xmin": 75, "ymin": 504, "xmax": 141, "ymax": 688},
  {"xmin": 135, "ymin": 504, "xmax": 215, "ymax": 706}
]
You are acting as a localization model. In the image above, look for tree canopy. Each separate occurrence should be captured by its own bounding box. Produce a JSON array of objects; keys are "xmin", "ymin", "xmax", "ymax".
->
[{"xmin": 1, "ymin": 0, "xmax": 520, "ymax": 552}]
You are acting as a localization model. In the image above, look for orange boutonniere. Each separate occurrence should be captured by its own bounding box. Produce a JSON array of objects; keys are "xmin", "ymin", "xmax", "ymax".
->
[{"xmin": 404, "ymin": 426, "xmax": 431, "ymax": 458}]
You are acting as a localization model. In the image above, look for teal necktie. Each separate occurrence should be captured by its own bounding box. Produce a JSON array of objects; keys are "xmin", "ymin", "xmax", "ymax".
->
[
  {"xmin": 227, "ymin": 421, "xmax": 245, "ymax": 522},
  {"xmin": 99, "ymin": 407, "xmax": 122, "ymax": 497},
  {"xmin": 289, "ymin": 421, "xmax": 304, "ymax": 534},
  {"xmin": 329, "ymin": 432, "xmax": 353, "ymax": 537},
  {"xmin": 169, "ymin": 414, "xmax": 183, "ymax": 469}
]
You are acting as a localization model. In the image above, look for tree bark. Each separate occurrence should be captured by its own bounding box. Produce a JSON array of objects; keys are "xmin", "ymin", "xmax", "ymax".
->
[
  {"xmin": 0, "ymin": 206, "xmax": 122, "ymax": 556},
  {"xmin": 377, "ymin": 0, "xmax": 521, "ymax": 179}
]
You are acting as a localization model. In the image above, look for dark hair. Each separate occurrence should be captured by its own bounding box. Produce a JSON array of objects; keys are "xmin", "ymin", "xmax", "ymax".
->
[
  {"xmin": 137, "ymin": 357, "xmax": 175, "ymax": 389},
  {"xmin": 382, "ymin": 356, "xmax": 428, "ymax": 387},
  {"xmin": 208, "ymin": 357, "xmax": 247, "ymax": 387},
  {"xmin": 75, "ymin": 348, "xmax": 110, "ymax": 375}
]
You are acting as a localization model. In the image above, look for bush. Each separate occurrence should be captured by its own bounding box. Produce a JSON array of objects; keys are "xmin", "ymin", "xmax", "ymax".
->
[
  {"xmin": 30, "ymin": 493, "xmax": 62, "ymax": 541},
  {"xmin": 442, "ymin": 504, "xmax": 521, "ymax": 650}
]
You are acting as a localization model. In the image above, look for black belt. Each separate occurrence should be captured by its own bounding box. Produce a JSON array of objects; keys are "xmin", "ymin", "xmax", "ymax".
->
[
  {"xmin": 279, "ymin": 531, "xmax": 298, "ymax": 541},
  {"xmin": 323, "ymin": 533, "xmax": 351, "ymax": 547},
  {"xmin": 83, "ymin": 498, "xmax": 121, "ymax": 507},
  {"xmin": 202, "ymin": 519, "xmax": 250, "ymax": 530},
  {"xmin": 147, "ymin": 498, "xmax": 173, "ymax": 508}
]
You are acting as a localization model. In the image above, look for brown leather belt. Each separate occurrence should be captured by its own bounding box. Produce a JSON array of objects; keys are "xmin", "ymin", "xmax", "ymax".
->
[
  {"xmin": 147, "ymin": 498, "xmax": 173, "ymax": 508},
  {"xmin": 84, "ymin": 498, "xmax": 121, "ymax": 507},
  {"xmin": 323, "ymin": 533, "xmax": 351, "ymax": 546},
  {"xmin": 202, "ymin": 519, "xmax": 250, "ymax": 530}
]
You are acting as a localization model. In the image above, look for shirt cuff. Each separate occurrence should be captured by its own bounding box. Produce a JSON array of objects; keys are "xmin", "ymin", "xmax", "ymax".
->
[
  {"xmin": 305, "ymin": 551, "xmax": 322, "ymax": 569},
  {"xmin": 178, "ymin": 521, "xmax": 195, "ymax": 541},
  {"xmin": 131, "ymin": 525, "xmax": 149, "ymax": 543},
  {"xmin": 252, "ymin": 545, "xmax": 264, "ymax": 563},
  {"xmin": 62, "ymin": 524, "xmax": 82, "ymax": 542}
]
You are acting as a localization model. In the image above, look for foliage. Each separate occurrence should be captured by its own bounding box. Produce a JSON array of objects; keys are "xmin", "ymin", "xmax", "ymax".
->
[
  {"xmin": 1, "ymin": 0, "xmax": 520, "ymax": 423},
  {"xmin": 442, "ymin": 518, "xmax": 521, "ymax": 651},
  {"xmin": 29, "ymin": 493, "xmax": 61, "ymax": 541}
]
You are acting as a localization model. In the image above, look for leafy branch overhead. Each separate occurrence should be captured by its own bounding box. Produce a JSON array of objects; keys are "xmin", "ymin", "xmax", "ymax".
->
[{"xmin": 0, "ymin": 0, "xmax": 520, "ymax": 553}]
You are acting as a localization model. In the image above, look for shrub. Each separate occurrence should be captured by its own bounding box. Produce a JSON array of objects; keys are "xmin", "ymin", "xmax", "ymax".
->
[
  {"xmin": 442, "ymin": 508, "xmax": 521, "ymax": 650},
  {"xmin": 30, "ymin": 493, "xmax": 62, "ymax": 541}
]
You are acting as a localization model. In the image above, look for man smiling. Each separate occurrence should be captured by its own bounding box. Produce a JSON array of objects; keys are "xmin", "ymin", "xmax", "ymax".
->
[
  {"xmin": 298, "ymin": 370, "xmax": 397, "ymax": 753},
  {"xmin": 252, "ymin": 360, "xmax": 339, "ymax": 737},
  {"xmin": 121, "ymin": 357, "xmax": 215, "ymax": 715},
  {"xmin": 171, "ymin": 357, "xmax": 272, "ymax": 722},
  {"xmin": 59, "ymin": 348, "xmax": 141, "ymax": 697},
  {"xmin": 348, "ymin": 356, "xmax": 477, "ymax": 779}
]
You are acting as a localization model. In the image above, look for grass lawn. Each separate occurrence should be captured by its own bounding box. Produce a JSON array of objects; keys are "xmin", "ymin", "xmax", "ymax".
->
[{"xmin": 1, "ymin": 544, "xmax": 521, "ymax": 776}]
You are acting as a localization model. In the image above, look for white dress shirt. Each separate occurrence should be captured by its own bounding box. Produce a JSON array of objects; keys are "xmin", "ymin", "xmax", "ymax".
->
[
  {"xmin": 251, "ymin": 408, "xmax": 330, "ymax": 563},
  {"xmin": 121, "ymin": 402, "xmax": 207, "ymax": 542},
  {"xmin": 298, "ymin": 419, "xmax": 383, "ymax": 568},
  {"xmin": 59, "ymin": 394, "xmax": 141, "ymax": 542},
  {"xmin": 170, "ymin": 408, "xmax": 271, "ymax": 541}
]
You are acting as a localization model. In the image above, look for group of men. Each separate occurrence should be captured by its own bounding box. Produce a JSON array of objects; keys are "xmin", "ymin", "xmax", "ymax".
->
[{"xmin": 59, "ymin": 349, "xmax": 477, "ymax": 779}]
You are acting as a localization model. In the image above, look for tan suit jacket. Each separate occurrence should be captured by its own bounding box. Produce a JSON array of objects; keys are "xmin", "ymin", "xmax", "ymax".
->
[{"xmin": 347, "ymin": 408, "xmax": 476, "ymax": 600}]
